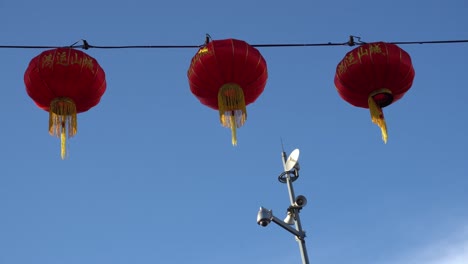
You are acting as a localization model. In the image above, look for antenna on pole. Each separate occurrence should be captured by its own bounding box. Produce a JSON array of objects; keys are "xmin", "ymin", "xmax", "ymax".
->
[
  {"xmin": 280, "ymin": 137, "xmax": 286, "ymax": 153},
  {"xmin": 280, "ymin": 137, "xmax": 288, "ymax": 168}
]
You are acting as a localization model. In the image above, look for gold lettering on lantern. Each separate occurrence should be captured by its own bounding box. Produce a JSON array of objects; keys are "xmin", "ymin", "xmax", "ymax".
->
[
  {"xmin": 82, "ymin": 56, "xmax": 95, "ymax": 73},
  {"xmin": 41, "ymin": 54, "xmax": 54, "ymax": 68},
  {"xmin": 339, "ymin": 43, "xmax": 387, "ymax": 75},
  {"xmin": 337, "ymin": 61, "xmax": 347, "ymax": 75},
  {"xmin": 337, "ymin": 53, "xmax": 358, "ymax": 75},
  {"xmin": 358, "ymin": 43, "xmax": 384, "ymax": 60},
  {"xmin": 55, "ymin": 51, "xmax": 69, "ymax": 66},
  {"xmin": 368, "ymin": 43, "xmax": 384, "ymax": 55},
  {"xmin": 70, "ymin": 52, "xmax": 83, "ymax": 65},
  {"xmin": 191, "ymin": 48, "xmax": 210, "ymax": 66},
  {"xmin": 188, "ymin": 47, "xmax": 212, "ymax": 78},
  {"xmin": 345, "ymin": 53, "xmax": 357, "ymax": 66},
  {"xmin": 357, "ymin": 46, "xmax": 369, "ymax": 60}
]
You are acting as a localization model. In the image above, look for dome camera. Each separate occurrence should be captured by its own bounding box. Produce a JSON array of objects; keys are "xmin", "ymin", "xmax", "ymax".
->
[{"xmin": 257, "ymin": 207, "xmax": 272, "ymax": 227}]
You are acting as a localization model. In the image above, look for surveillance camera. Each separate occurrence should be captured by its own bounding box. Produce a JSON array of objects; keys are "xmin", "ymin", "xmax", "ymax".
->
[
  {"xmin": 258, "ymin": 219, "xmax": 270, "ymax": 227},
  {"xmin": 294, "ymin": 195, "xmax": 307, "ymax": 208},
  {"xmin": 257, "ymin": 207, "xmax": 272, "ymax": 227}
]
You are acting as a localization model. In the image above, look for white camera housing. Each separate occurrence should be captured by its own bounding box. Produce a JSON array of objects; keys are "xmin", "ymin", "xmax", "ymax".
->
[{"xmin": 257, "ymin": 207, "xmax": 272, "ymax": 227}]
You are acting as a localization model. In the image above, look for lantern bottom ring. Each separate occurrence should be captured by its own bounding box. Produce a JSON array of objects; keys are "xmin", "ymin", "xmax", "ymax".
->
[{"xmin": 370, "ymin": 89, "xmax": 394, "ymax": 108}]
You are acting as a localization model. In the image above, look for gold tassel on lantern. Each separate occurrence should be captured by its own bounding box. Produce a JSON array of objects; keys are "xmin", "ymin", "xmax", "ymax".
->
[
  {"xmin": 218, "ymin": 83, "xmax": 246, "ymax": 146},
  {"xmin": 368, "ymin": 95, "xmax": 388, "ymax": 144},
  {"xmin": 49, "ymin": 97, "xmax": 77, "ymax": 159}
]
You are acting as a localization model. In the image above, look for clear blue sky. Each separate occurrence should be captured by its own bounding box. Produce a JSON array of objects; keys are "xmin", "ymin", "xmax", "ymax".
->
[{"xmin": 1, "ymin": 1, "xmax": 467, "ymax": 264}]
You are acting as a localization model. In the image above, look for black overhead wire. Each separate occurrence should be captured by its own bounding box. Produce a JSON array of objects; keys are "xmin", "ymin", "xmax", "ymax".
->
[{"xmin": 0, "ymin": 36, "xmax": 467, "ymax": 50}]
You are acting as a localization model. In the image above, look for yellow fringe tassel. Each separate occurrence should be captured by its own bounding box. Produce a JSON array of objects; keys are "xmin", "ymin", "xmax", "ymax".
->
[
  {"xmin": 230, "ymin": 115, "xmax": 237, "ymax": 146},
  {"xmin": 49, "ymin": 98, "xmax": 77, "ymax": 159},
  {"xmin": 61, "ymin": 125, "xmax": 66, "ymax": 159},
  {"xmin": 218, "ymin": 83, "xmax": 246, "ymax": 146},
  {"xmin": 368, "ymin": 95, "xmax": 388, "ymax": 143}
]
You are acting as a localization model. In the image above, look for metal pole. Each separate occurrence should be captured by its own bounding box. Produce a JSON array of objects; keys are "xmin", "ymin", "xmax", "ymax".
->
[
  {"xmin": 282, "ymin": 151, "xmax": 310, "ymax": 264},
  {"xmin": 282, "ymin": 151, "xmax": 297, "ymax": 205}
]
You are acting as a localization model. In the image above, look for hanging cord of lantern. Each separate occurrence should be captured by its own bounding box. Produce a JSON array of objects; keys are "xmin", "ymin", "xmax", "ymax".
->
[{"xmin": 1, "ymin": 35, "xmax": 468, "ymax": 50}]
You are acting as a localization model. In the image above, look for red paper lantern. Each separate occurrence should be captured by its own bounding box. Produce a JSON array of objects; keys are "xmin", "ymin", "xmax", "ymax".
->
[
  {"xmin": 24, "ymin": 48, "xmax": 106, "ymax": 159},
  {"xmin": 334, "ymin": 42, "xmax": 415, "ymax": 143},
  {"xmin": 188, "ymin": 38, "xmax": 268, "ymax": 145}
]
